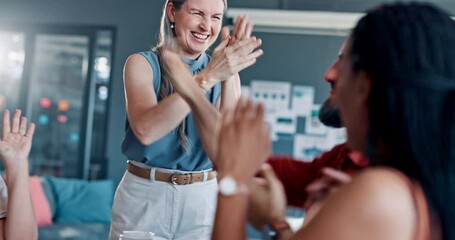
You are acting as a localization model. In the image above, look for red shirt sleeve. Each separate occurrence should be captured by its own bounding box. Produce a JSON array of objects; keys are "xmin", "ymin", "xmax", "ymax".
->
[{"xmin": 267, "ymin": 143, "xmax": 349, "ymax": 207}]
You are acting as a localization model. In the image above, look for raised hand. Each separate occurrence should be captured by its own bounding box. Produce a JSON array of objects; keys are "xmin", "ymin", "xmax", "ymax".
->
[
  {"xmin": 0, "ymin": 109, "xmax": 35, "ymax": 169},
  {"xmin": 202, "ymin": 36, "xmax": 262, "ymax": 82},
  {"xmin": 230, "ymin": 15, "xmax": 254, "ymax": 42},
  {"xmin": 201, "ymin": 15, "xmax": 263, "ymax": 83},
  {"xmin": 215, "ymin": 98, "xmax": 270, "ymax": 182}
]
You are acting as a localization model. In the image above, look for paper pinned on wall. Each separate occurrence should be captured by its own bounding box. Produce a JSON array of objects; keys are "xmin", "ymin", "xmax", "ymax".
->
[
  {"xmin": 305, "ymin": 104, "xmax": 327, "ymax": 136},
  {"xmin": 291, "ymin": 85, "xmax": 314, "ymax": 117},
  {"xmin": 267, "ymin": 109, "xmax": 297, "ymax": 141},
  {"xmin": 250, "ymin": 80, "xmax": 291, "ymax": 114},
  {"xmin": 293, "ymin": 134, "xmax": 327, "ymax": 161}
]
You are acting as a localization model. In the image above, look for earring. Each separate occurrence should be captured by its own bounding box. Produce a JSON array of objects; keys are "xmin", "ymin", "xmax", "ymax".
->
[{"xmin": 170, "ymin": 22, "xmax": 175, "ymax": 29}]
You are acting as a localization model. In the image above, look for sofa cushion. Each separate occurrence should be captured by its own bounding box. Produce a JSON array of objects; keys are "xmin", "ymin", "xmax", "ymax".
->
[
  {"xmin": 46, "ymin": 177, "xmax": 113, "ymax": 224},
  {"xmin": 29, "ymin": 176, "xmax": 53, "ymax": 226},
  {"xmin": 40, "ymin": 177, "xmax": 57, "ymax": 218}
]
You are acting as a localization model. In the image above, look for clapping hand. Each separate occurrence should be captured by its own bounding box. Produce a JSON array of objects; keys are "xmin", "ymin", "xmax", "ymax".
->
[
  {"xmin": 215, "ymin": 98, "xmax": 270, "ymax": 182},
  {"xmin": 201, "ymin": 15, "xmax": 263, "ymax": 83}
]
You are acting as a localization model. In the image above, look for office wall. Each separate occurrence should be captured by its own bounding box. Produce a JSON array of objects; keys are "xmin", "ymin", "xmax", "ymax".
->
[
  {"xmin": 229, "ymin": 0, "xmax": 455, "ymax": 14},
  {"xmin": 1, "ymin": 0, "xmax": 454, "ymax": 184}
]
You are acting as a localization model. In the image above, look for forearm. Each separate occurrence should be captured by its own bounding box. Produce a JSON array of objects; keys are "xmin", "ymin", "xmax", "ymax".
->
[
  {"xmin": 179, "ymin": 76, "xmax": 220, "ymax": 162},
  {"xmin": 5, "ymin": 163, "xmax": 37, "ymax": 240},
  {"xmin": 184, "ymin": 73, "xmax": 241, "ymax": 162},
  {"xmin": 212, "ymin": 194, "xmax": 249, "ymax": 240},
  {"xmin": 129, "ymin": 93, "xmax": 191, "ymax": 145},
  {"xmin": 220, "ymin": 74, "xmax": 241, "ymax": 111}
]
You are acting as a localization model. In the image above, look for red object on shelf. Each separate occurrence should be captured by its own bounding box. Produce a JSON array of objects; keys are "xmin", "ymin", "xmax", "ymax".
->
[{"xmin": 40, "ymin": 98, "xmax": 52, "ymax": 108}]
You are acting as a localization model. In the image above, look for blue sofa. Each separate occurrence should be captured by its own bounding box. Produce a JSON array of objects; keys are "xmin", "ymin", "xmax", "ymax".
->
[{"xmin": 37, "ymin": 176, "xmax": 113, "ymax": 240}]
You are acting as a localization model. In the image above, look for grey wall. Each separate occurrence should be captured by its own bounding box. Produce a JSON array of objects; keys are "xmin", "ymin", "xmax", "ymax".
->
[
  {"xmin": 237, "ymin": 32, "xmax": 344, "ymax": 103},
  {"xmin": 1, "ymin": 0, "xmax": 454, "ymax": 184},
  {"xmin": 229, "ymin": 0, "xmax": 455, "ymax": 14}
]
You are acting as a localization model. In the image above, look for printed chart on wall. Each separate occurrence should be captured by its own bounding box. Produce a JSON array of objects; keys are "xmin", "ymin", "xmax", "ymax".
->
[{"xmin": 243, "ymin": 80, "xmax": 346, "ymax": 161}]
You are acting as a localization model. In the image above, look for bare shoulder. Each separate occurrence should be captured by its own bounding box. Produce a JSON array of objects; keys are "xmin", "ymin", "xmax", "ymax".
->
[
  {"xmin": 341, "ymin": 168, "xmax": 417, "ymax": 239},
  {"xmin": 123, "ymin": 53, "xmax": 157, "ymax": 104},
  {"xmin": 351, "ymin": 167, "xmax": 417, "ymax": 207},
  {"xmin": 126, "ymin": 53, "xmax": 150, "ymax": 64},
  {"xmin": 295, "ymin": 167, "xmax": 417, "ymax": 240},
  {"xmin": 352, "ymin": 167, "xmax": 413, "ymax": 195},
  {"xmin": 124, "ymin": 53, "xmax": 153, "ymax": 81}
]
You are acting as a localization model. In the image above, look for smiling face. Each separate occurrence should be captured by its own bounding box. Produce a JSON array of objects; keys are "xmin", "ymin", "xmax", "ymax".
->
[{"xmin": 167, "ymin": 0, "xmax": 224, "ymax": 58}]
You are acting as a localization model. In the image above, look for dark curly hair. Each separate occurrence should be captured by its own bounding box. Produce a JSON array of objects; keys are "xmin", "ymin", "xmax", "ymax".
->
[{"xmin": 350, "ymin": 2, "xmax": 455, "ymax": 239}]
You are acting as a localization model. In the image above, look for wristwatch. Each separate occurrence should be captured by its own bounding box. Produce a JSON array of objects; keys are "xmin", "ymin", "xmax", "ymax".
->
[{"xmin": 218, "ymin": 176, "xmax": 249, "ymax": 196}]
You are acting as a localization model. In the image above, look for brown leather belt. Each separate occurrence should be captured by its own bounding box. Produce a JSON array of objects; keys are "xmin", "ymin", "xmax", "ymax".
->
[{"xmin": 127, "ymin": 161, "xmax": 217, "ymax": 185}]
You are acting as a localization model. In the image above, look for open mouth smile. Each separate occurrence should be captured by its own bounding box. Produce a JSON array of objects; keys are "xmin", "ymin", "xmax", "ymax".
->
[{"xmin": 192, "ymin": 32, "xmax": 209, "ymax": 40}]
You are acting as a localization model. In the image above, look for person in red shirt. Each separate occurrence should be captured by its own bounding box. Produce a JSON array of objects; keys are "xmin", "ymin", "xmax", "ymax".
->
[
  {"xmin": 267, "ymin": 143, "xmax": 368, "ymax": 208},
  {"xmin": 266, "ymin": 40, "xmax": 369, "ymax": 208}
]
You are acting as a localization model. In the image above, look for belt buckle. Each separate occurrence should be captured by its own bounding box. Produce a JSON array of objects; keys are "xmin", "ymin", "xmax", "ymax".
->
[
  {"xmin": 171, "ymin": 173, "xmax": 188, "ymax": 185},
  {"xmin": 171, "ymin": 173, "xmax": 192, "ymax": 185},
  {"xmin": 171, "ymin": 173, "xmax": 179, "ymax": 185}
]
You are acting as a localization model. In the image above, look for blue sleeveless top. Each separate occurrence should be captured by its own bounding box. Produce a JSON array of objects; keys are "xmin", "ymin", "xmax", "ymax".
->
[{"xmin": 121, "ymin": 51, "xmax": 221, "ymax": 171}]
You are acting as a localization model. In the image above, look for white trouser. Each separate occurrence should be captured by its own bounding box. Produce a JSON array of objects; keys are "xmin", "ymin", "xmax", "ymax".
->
[{"xmin": 109, "ymin": 169, "xmax": 218, "ymax": 240}]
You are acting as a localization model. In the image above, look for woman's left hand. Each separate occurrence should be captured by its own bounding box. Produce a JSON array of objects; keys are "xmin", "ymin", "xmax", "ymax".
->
[
  {"xmin": 229, "ymin": 14, "xmax": 254, "ymax": 42},
  {"xmin": 200, "ymin": 15, "xmax": 262, "ymax": 83}
]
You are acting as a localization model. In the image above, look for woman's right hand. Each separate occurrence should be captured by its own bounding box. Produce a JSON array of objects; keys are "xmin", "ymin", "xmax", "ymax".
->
[{"xmin": 215, "ymin": 98, "xmax": 270, "ymax": 183}]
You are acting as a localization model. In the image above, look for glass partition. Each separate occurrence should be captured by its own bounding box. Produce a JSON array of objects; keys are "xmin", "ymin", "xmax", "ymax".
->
[{"xmin": 0, "ymin": 25, "xmax": 115, "ymax": 179}]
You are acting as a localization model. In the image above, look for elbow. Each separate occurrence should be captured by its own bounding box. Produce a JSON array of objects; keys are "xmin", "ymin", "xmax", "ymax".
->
[{"xmin": 132, "ymin": 126, "xmax": 156, "ymax": 146}]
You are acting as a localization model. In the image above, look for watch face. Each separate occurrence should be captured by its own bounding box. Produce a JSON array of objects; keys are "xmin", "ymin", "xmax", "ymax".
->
[{"xmin": 219, "ymin": 176, "xmax": 237, "ymax": 196}]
